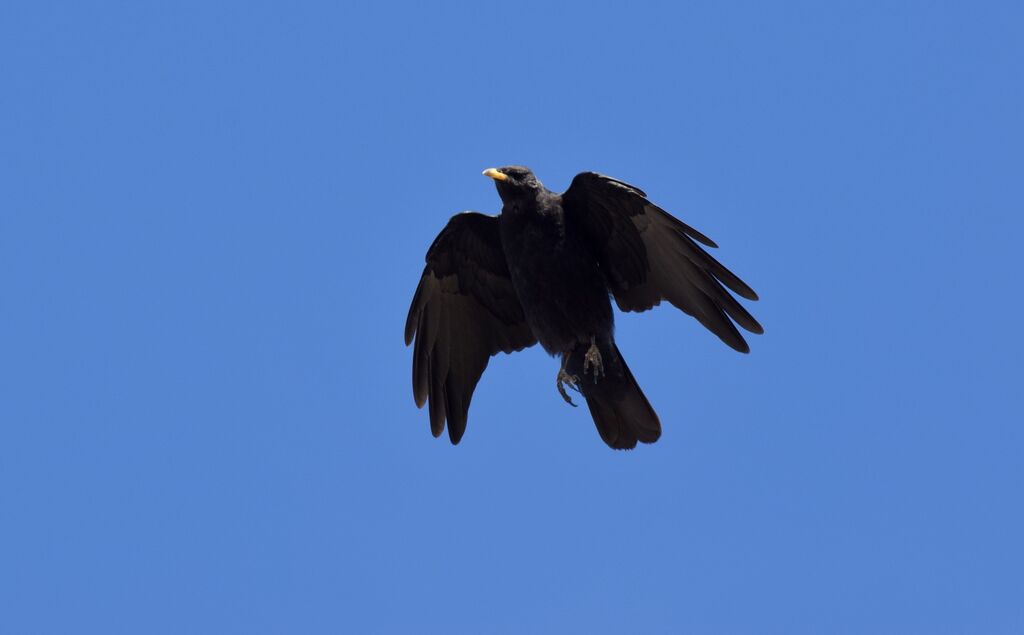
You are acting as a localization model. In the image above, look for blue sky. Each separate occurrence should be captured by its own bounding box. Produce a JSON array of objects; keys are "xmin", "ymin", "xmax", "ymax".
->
[{"xmin": 2, "ymin": 1, "xmax": 1022, "ymax": 633}]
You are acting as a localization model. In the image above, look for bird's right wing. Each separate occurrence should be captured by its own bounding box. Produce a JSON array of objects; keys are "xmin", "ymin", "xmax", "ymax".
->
[{"xmin": 405, "ymin": 212, "xmax": 537, "ymax": 444}]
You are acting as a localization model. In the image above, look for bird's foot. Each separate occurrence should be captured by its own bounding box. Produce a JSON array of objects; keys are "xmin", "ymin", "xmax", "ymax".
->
[
  {"xmin": 583, "ymin": 341, "xmax": 605, "ymax": 383},
  {"xmin": 556, "ymin": 368, "xmax": 581, "ymax": 407}
]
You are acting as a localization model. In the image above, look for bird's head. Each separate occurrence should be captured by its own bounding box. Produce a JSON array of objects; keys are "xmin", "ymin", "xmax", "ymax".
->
[{"xmin": 482, "ymin": 166, "xmax": 542, "ymax": 202}]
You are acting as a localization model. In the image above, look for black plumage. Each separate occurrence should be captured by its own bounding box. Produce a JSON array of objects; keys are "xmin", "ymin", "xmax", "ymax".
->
[{"xmin": 405, "ymin": 166, "xmax": 762, "ymax": 449}]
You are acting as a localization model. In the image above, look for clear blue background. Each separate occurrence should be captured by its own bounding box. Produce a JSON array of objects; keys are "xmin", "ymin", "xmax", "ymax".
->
[{"xmin": 2, "ymin": 2, "xmax": 1021, "ymax": 633}]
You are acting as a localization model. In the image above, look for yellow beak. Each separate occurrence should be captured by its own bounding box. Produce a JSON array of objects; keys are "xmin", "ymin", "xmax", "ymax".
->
[{"xmin": 482, "ymin": 168, "xmax": 508, "ymax": 182}]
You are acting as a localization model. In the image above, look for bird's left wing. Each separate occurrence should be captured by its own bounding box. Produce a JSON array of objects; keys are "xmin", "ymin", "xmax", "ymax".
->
[
  {"xmin": 405, "ymin": 212, "xmax": 537, "ymax": 444},
  {"xmin": 562, "ymin": 172, "xmax": 763, "ymax": 353}
]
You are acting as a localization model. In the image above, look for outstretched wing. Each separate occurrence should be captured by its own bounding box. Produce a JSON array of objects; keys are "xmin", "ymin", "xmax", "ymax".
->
[
  {"xmin": 405, "ymin": 212, "xmax": 537, "ymax": 443},
  {"xmin": 561, "ymin": 172, "xmax": 762, "ymax": 352}
]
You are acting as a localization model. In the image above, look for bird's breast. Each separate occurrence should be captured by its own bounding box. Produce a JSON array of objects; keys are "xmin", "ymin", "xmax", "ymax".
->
[{"xmin": 500, "ymin": 214, "xmax": 613, "ymax": 354}]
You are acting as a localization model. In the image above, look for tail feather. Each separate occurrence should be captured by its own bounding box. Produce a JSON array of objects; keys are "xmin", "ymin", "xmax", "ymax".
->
[{"xmin": 565, "ymin": 341, "xmax": 661, "ymax": 449}]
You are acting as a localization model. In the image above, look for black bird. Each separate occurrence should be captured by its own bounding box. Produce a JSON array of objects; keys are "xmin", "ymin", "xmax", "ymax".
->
[{"xmin": 405, "ymin": 167, "xmax": 762, "ymax": 449}]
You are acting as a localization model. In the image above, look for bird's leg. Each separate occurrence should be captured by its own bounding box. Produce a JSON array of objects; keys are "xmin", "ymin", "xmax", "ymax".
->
[
  {"xmin": 582, "ymin": 336, "xmax": 605, "ymax": 384},
  {"xmin": 556, "ymin": 353, "xmax": 580, "ymax": 407}
]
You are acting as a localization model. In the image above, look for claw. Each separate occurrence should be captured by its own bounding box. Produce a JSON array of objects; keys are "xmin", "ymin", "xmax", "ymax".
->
[
  {"xmin": 556, "ymin": 368, "xmax": 580, "ymax": 407},
  {"xmin": 583, "ymin": 340, "xmax": 605, "ymax": 384}
]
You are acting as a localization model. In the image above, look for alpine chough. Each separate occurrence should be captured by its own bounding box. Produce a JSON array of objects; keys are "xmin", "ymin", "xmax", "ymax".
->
[{"xmin": 405, "ymin": 167, "xmax": 762, "ymax": 449}]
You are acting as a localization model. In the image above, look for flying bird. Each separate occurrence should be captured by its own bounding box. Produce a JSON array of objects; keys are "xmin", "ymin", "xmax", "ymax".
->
[{"xmin": 405, "ymin": 167, "xmax": 762, "ymax": 449}]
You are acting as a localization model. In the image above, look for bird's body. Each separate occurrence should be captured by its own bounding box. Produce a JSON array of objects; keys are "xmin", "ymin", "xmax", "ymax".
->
[
  {"xmin": 499, "ymin": 189, "xmax": 612, "ymax": 355},
  {"xmin": 406, "ymin": 166, "xmax": 762, "ymax": 449}
]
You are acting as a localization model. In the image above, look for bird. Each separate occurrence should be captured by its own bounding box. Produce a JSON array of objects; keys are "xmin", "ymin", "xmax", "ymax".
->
[{"xmin": 405, "ymin": 166, "xmax": 762, "ymax": 449}]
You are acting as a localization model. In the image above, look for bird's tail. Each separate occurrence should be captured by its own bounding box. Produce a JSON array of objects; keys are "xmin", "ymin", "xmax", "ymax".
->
[{"xmin": 565, "ymin": 340, "xmax": 661, "ymax": 449}]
